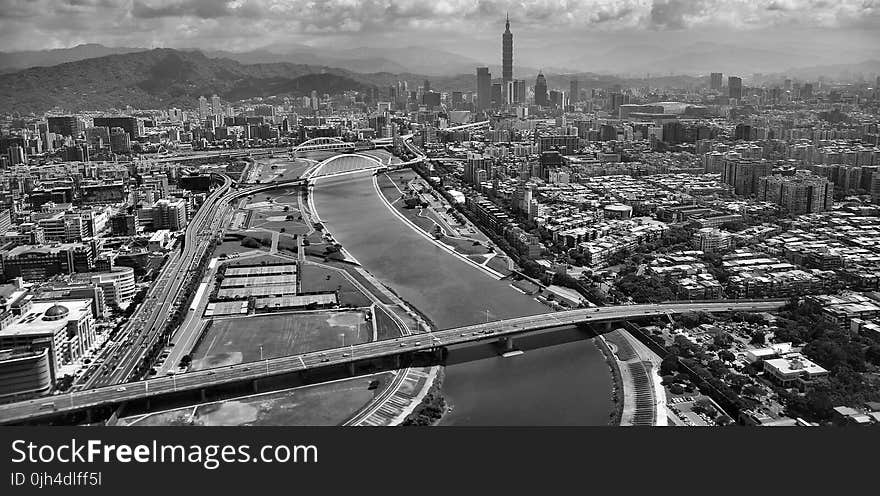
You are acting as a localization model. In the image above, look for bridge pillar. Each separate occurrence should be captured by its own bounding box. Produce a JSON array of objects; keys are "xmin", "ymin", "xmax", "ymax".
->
[
  {"xmin": 501, "ymin": 336, "xmax": 515, "ymax": 352},
  {"xmin": 347, "ymin": 362, "xmax": 355, "ymax": 376},
  {"xmin": 85, "ymin": 408, "xmax": 93, "ymax": 424},
  {"xmin": 605, "ymin": 321, "xmax": 613, "ymax": 332},
  {"xmin": 394, "ymin": 354, "xmax": 401, "ymax": 369},
  {"xmin": 252, "ymin": 379, "xmax": 259, "ymax": 393},
  {"xmin": 200, "ymin": 389, "xmax": 206, "ymax": 402}
]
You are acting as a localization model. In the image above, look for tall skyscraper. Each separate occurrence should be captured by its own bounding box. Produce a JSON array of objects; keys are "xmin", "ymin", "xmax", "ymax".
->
[
  {"xmin": 211, "ymin": 94, "xmax": 221, "ymax": 116},
  {"xmin": 198, "ymin": 96, "xmax": 209, "ymax": 121},
  {"xmin": 569, "ymin": 80, "xmax": 579, "ymax": 103},
  {"xmin": 710, "ymin": 72, "xmax": 723, "ymax": 90},
  {"xmin": 728, "ymin": 76, "xmax": 743, "ymax": 100},
  {"xmin": 491, "ymin": 83, "xmax": 503, "ymax": 106},
  {"xmin": 477, "ymin": 67, "xmax": 492, "ymax": 111},
  {"xmin": 513, "ymin": 80, "xmax": 526, "ymax": 104},
  {"xmin": 502, "ymin": 13, "xmax": 513, "ymax": 84},
  {"xmin": 534, "ymin": 72, "xmax": 548, "ymax": 106}
]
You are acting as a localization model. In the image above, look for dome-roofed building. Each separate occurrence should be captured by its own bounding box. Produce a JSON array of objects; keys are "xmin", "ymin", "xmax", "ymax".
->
[{"xmin": 42, "ymin": 303, "xmax": 70, "ymax": 321}]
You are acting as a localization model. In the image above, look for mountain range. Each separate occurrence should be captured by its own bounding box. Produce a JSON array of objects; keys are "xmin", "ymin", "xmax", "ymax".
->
[{"xmin": 0, "ymin": 44, "xmax": 877, "ymax": 114}]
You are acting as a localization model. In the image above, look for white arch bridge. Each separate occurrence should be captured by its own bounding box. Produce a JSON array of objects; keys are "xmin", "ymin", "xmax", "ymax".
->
[{"xmin": 302, "ymin": 153, "xmax": 390, "ymax": 180}]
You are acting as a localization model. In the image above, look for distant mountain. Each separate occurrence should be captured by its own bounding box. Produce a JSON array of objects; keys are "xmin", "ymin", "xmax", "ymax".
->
[
  {"xmin": 0, "ymin": 43, "xmax": 147, "ymax": 73},
  {"xmin": 0, "ymin": 49, "xmax": 381, "ymax": 114},
  {"xmin": 202, "ymin": 44, "xmax": 483, "ymax": 76},
  {"xmin": 782, "ymin": 60, "xmax": 880, "ymax": 82}
]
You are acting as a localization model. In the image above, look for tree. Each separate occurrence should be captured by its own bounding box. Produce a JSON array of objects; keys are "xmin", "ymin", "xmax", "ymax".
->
[
  {"xmin": 241, "ymin": 237, "xmax": 261, "ymax": 249},
  {"xmin": 866, "ymin": 345, "xmax": 880, "ymax": 366},
  {"xmin": 660, "ymin": 354, "xmax": 679, "ymax": 375},
  {"xmin": 693, "ymin": 398, "xmax": 716, "ymax": 416},
  {"xmin": 750, "ymin": 330, "xmax": 766, "ymax": 345}
]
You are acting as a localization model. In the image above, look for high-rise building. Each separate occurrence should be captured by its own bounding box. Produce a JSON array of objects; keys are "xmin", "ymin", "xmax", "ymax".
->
[
  {"xmin": 491, "ymin": 83, "xmax": 503, "ymax": 106},
  {"xmin": 502, "ymin": 14, "xmax": 513, "ymax": 83},
  {"xmin": 569, "ymin": 80, "xmax": 579, "ymax": 103},
  {"xmin": 802, "ymin": 83, "xmax": 813, "ymax": 99},
  {"xmin": 198, "ymin": 96, "xmax": 209, "ymax": 121},
  {"xmin": 710, "ymin": 72, "xmax": 723, "ymax": 90},
  {"xmin": 92, "ymin": 117, "xmax": 141, "ymax": 139},
  {"xmin": 757, "ymin": 173, "xmax": 833, "ymax": 214},
  {"xmin": 476, "ymin": 67, "xmax": 492, "ymax": 111},
  {"xmin": 463, "ymin": 153, "xmax": 493, "ymax": 184},
  {"xmin": 47, "ymin": 116, "xmax": 82, "ymax": 137},
  {"xmin": 728, "ymin": 76, "xmax": 743, "ymax": 100},
  {"xmin": 513, "ymin": 80, "xmax": 526, "ymax": 104},
  {"xmin": 722, "ymin": 157, "xmax": 771, "ymax": 196},
  {"xmin": 7, "ymin": 146, "xmax": 26, "ymax": 165},
  {"xmin": 534, "ymin": 72, "xmax": 548, "ymax": 106},
  {"xmin": 211, "ymin": 94, "xmax": 221, "ymax": 116},
  {"xmin": 109, "ymin": 127, "xmax": 131, "ymax": 154}
]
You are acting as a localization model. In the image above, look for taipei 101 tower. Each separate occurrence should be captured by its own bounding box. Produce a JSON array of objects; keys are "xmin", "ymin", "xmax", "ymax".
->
[{"xmin": 502, "ymin": 13, "xmax": 513, "ymax": 83}]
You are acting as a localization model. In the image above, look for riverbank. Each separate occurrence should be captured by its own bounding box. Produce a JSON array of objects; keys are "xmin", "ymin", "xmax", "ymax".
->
[
  {"xmin": 595, "ymin": 336, "xmax": 624, "ymax": 426},
  {"xmin": 313, "ymin": 169, "xmax": 615, "ymax": 425},
  {"xmin": 373, "ymin": 172, "xmax": 505, "ymax": 280}
]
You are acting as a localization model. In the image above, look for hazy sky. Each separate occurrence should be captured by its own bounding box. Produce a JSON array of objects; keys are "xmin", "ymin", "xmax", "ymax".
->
[{"xmin": 1, "ymin": 0, "xmax": 878, "ymax": 70}]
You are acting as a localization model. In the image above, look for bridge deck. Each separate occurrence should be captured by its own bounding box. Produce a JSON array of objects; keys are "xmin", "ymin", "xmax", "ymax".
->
[{"xmin": 0, "ymin": 300, "xmax": 785, "ymax": 424}]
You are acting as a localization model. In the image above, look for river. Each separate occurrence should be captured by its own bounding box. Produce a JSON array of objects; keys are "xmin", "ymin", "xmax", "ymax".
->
[{"xmin": 313, "ymin": 169, "xmax": 613, "ymax": 425}]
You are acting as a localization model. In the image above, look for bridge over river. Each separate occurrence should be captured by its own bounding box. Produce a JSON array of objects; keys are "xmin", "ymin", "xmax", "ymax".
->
[{"xmin": 0, "ymin": 300, "xmax": 784, "ymax": 425}]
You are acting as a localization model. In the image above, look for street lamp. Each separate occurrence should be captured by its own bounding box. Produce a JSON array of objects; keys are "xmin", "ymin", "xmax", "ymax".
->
[
  {"xmin": 340, "ymin": 333, "xmax": 345, "ymax": 348},
  {"xmin": 259, "ymin": 344, "xmax": 263, "ymax": 361}
]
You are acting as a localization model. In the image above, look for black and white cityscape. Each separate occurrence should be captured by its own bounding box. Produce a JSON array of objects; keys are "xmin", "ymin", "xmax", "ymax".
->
[{"xmin": 1, "ymin": 0, "xmax": 880, "ymax": 428}]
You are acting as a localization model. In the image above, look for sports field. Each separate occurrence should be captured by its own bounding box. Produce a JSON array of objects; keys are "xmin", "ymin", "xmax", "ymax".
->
[
  {"xmin": 122, "ymin": 373, "xmax": 393, "ymax": 426},
  {"xmin": 191, "ymin": 311, "xmax": 372, "ymax": 370}
]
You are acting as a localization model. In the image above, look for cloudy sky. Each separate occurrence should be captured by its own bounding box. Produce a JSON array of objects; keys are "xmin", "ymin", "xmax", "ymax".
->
[{"xmin": 1, "ymin": 0, "xmax": 878, "ymax": 72}]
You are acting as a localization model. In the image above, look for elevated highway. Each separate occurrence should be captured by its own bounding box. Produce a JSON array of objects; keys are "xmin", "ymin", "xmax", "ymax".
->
[{"xmin": 0, "ymin": 300, "xmax": 785, "ymax": 425}]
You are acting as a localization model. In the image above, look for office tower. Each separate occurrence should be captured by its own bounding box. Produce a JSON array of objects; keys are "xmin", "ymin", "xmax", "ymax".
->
[
  {"xmin": 7, "ymin": 145, "xmax": 26, "ymax": 165},
  {"xmin": 198, "ymin": 96, "xmax": 209, "ymax": 120},
  {"xmin": 534, "ymin": 72, "xmax": 548, "ymax": 106},
  {"xmin": 569, "ymin": 80, "xmax": 579, "ymax": 103},
  {"xmin": 513, "ymin": 79, "xmax": 526, "ymax": 104},
  {"xmin": 502, "ymin": 13, "xmax": 513, "ymax": 83},
  {"xmin": 491, "ymin": 83, "xmax": 503, "ymax": 106},
  {"xmin": 211, "ymin": 94, "xmax": 221, "ymax": 116},
  {"xmin": 710, "ymin": 72, "xmax": 723, "ymax": 90},
  {"xmin": 310, "ymin": 90, "xmax": 319, "ymax": 110},
  {"xmin": 423, "ymin": 79, "xmax": 430, "ymax": 92},
  {"xmin": 109, "ymin": 127, "xmax": 131, "ymax": 154},
  {"xmin": 47, "ymin": 116, "xmax": 81, "ymax": 137},
  {"xmin": 92, "ymin": 116, "xmax": 142, "ymax": 139},
  {"xmin": 802, "ymin": 83, "xmax": 813, "ymax": 99},
  {"xmin": 609, "ymin": 92, "xmax": 629, "ymax": 114},
  {"xmin": 728, "ymin": 76, "xmax": 743, "ymax": 99},
  {"xmin": 451, "ymin": 92, "xmax": 463, "ymax": 108},
  {"xmin": 477, "ymin": 67, "xmax": 492, "ymax": 111}
]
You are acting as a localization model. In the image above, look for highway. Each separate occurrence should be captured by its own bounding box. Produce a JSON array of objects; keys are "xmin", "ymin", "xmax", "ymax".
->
[
  {"xmin": 0, "ymin": 300, "xmax": 785, "ymax": 425},
  {"xmin": 78, "ymin": 174, "xmax": 236, "ymax": 389}
]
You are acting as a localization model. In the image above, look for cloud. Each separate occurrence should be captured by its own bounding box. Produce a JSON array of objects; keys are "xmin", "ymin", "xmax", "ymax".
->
[{"xmin": 0, "ymin": 0, "xmax": 876, "ymax": 53}]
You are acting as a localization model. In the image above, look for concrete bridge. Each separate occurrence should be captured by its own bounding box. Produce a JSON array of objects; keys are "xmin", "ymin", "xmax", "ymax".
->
[{"xmin": 0, "ymin": 300, "xmax": 785, "ymax": 425}]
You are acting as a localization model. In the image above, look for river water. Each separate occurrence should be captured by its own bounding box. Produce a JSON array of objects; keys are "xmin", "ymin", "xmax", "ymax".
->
[{"xmin": 313, "ymin": 170, "xmax": 613, "ymax": 425}]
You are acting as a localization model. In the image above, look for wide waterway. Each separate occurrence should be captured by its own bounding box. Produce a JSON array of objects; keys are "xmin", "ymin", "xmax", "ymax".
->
[{"xmin": 313, "ymin": 169, "xmax": 613, "ymax": 425}]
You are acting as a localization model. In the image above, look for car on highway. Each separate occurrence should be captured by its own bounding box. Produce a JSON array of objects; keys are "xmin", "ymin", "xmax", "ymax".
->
[
  {"xmin": 321, "ymin": 358, "xmax": 330, "ymax": 362},
  {"xmin": 116, "ymin": 387, "xmax": 126, "ymax": 392}
]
